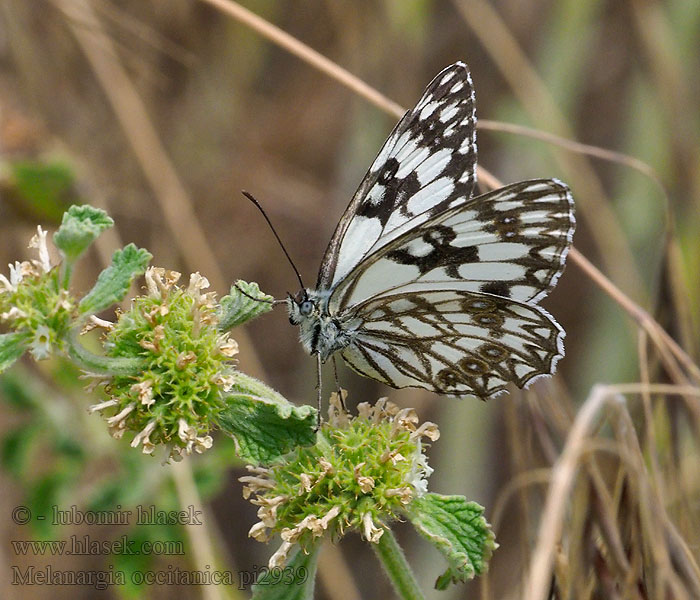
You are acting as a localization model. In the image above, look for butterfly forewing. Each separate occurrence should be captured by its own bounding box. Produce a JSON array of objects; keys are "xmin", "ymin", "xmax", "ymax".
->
[
  {"xmin": 318, "ymin": 62, "xmax": 477, "ymax": 292},
  {"xmin": 330, "ymin": 179, "xmax": 575, "ymax": 311},
  {"xmin": 339, "ymin": 290, "xmax": 564, "ymax": 397}
]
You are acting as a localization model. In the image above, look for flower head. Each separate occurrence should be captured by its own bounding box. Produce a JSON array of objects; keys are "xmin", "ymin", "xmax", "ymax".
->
[
  {"xmin": 88, "ymin": 267, "xmax": 238, "ymax": 461},
  {"xmin": 241, "ymin": 392, "xmax": 439, "ymax": 567},
  {"xmin": 0, "ymin": 226, "xmax": 74, "ymax": 360}
]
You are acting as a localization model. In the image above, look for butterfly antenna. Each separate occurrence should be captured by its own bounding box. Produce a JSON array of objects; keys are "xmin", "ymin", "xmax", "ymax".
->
[
  {"xmin": 241, "ymin": 190, "xmax": 305, "ymax": 290},
  {"xmin": 233, "ymin": 282, "xmax": 287, "ymax": 306}
]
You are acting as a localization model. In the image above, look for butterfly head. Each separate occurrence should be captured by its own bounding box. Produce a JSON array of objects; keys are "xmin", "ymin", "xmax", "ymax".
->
[{"xmin": 286, "ymin": 289, "xmax": 318, "ymax": 325}]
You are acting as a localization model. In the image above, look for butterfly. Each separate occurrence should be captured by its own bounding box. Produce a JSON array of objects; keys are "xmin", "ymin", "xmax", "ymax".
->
[{"xmin": 286, "ymin": 62, "xmax": 575, "ymax": 400}]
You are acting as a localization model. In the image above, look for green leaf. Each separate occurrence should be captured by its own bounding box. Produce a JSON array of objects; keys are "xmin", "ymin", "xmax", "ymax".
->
[
  {"xmin": 4, "ymin": 160, "xmax": 77, "ymax": 222},
  {"xmin": 111, "ymin": 526, "xmax": 163, "ymax": 598},
  {"xmin": 86, "ymin": 453, "xmax": 156, "ymax": 511},
  {"xmin": 252, "ymin": 544, "xmax": 319, "ymax": 600},
  {"xmin": 54, "ymin": 433, "xmax": 86, "ymax": 461},
  {"xmin": 53, "ymin": 204, "xmax": 114, "ymax": 262},
  {"xmin": 0, "ymin": 332, "xmax": 29, "ymax": 374},
  {"xmin": 1, "ymin": 423, "xmax": 39, "ymax": 477},
  {"xmin": 78, "ymin": 244, "xmax": 151, "ymax": 315},
  {"xmin": 407, "ymin": 493, "xmax": 497, "ymax": 590},
  {"xmin": 28, "ymin": 472, "xmax": 70, "ymax": 538},
  {"xmin": 218, "ymin": 280, "xmax": 274, "ymax": 331},
  {"xmin": 218, "ymin": 372, "xmax": 316, "ymax": 464},
  {"xmin": 0, "ymin": 368, "xmax": 39, "ymax": 411}
]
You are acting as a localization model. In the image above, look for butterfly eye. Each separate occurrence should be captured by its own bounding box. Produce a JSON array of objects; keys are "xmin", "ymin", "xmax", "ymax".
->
[{"xmin": 299, "ymin": 300, "xmax": 314, "ymax": 316}]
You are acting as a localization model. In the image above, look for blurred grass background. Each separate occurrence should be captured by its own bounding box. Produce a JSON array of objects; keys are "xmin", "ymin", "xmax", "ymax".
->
[{"xmin": 0, "ymin": 0, "xmax": 699, "ymax": 599}]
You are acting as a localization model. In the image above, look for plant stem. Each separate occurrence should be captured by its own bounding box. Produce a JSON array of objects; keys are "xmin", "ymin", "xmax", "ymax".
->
[
  {"xmin": 65, "ymin": 327, "xmax": 144, "ymax": 375},
  {"xmin": 60, "ymin": 260, "xmax": 73, "ymax": 291},
  {"xmin": 371, "ymin": 528, "xmax": 425, "ymax": 600}
]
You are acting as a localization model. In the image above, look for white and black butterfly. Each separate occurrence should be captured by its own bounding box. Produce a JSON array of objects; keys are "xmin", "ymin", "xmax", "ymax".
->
[{"xmin": 286, "ymin": 62, "xmax": 575, "ymax": 400}]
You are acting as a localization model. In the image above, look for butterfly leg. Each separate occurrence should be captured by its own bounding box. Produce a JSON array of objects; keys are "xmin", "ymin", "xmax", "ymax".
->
[
  {"xmin": 315, "ymin": 353, "xmax": 322, "ymax": 430},
  {"xmin": 331, "ymin": 355, "xmax": 347, "ymax": 412}
]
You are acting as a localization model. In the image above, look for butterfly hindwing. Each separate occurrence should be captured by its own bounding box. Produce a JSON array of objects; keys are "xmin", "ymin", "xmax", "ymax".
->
[
  {"xmin": 340, "ymin": 289, "xmax": 564, "ymax": 397},
  {"xmin": 318, "ymin": 62, "xmax": 477, "ymax": 291},
  {"xmin": 330, "ymin": 179, "xmax": 575, "ymax": 311}
]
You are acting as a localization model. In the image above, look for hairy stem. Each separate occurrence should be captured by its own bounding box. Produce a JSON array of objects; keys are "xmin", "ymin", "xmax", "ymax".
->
[
  {"xmin": 372, "ymin": 528, "xmax": 425, "ymax": 600},
  {"xmin": 66, "ymin": 327, "xmax": 144, "ymax": 375}
]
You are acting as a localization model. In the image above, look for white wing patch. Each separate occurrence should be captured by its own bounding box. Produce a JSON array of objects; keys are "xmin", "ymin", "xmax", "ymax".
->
[{"xmin": 406, "ymin": 178, "xmax": 455, "ymax": 214}]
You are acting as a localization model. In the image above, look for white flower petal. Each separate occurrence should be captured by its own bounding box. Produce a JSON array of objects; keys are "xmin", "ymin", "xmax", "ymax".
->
[
  {"xmin": 29, "ymin": 226, "xmax": 51, "ymax": 272},
  {"xmin": 269, "ymin": 541, "xmax": 294, "ymax": 569}
]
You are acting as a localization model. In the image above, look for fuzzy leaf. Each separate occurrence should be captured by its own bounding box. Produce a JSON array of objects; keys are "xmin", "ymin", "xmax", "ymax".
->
[
  {"xmin": 5, "ymin": 160, "xmax": 76, "ymax": 222},
  {"xmin": 252, "ymin": 544, "xmax": 319, "ymax": 600},
  {"xmin": 218, "ymin": 280, "xmax": 274, "ymax": 331},
  {"xmin": 79, "ymin": 244, "xmax": 151, "ymax": 315},
  {"xmin": 218, "ymin": 373, "xmax": 316, "ymax": 464},
  {"xmin": 0, "ymin": 368, "xmax": 39, "ymax": 410},
  {"xmin": 0, "ymin": 332, "xmax": 29, "ymax": 373},
  {"xmin": 53, "ymin": 204, "xmax": 114, "ymax": 261},
  {"xmin": 407, "ymin": 493, "xmax": 497, "ymax": 589},
  {"xmin": 1, "ymin": 423, "xmax": 39, "ymax": 477}
]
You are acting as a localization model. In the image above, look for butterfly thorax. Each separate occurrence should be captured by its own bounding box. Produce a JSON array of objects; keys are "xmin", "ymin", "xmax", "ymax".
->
[{"xmin": 287, "ymin": 289, "xmax": 360, "ymax": 361}]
